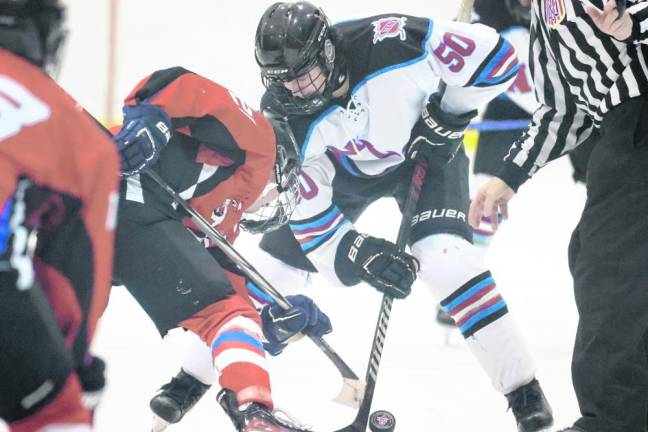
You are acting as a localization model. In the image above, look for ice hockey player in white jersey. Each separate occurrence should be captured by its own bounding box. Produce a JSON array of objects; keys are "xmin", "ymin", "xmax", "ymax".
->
[
  {"xmin": 149, "ymin": 2, "xmax": 554, "ymax": 430},
  {"xmin": 253, "ymin": 2, "xmax": 553, "ymax": 431}
]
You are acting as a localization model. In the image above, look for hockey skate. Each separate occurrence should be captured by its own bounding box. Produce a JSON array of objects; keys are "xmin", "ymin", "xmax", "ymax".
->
[
  {"xmin": 505, "ymin": 379, "xmax": 553, "ymax": 432},
  {"xmin": 217, "ymin": 388, "xmax": 312, "ymax": 432},
  {"xmin": 150, "ymin": 369, "xmax": 211, "ymax": 432}
]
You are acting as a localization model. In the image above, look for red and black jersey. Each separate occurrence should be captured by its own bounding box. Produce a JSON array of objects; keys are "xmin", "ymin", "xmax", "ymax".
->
[
  {"xmin": 0, "ymin": 49, "xmax": 120, "ymax": 348},
  {"xmin": 120, "ymin": 67, "xmax": 276, "ymax": 242}
]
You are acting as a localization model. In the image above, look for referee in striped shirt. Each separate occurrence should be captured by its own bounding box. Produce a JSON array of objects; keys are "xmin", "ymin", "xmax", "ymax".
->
[{"xmin": 469, "ymin": 0, "xmax": 648, "ymax": 431}]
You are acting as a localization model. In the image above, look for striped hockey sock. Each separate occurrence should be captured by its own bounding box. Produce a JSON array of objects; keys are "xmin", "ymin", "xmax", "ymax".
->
[
  {"xmin": 211, "ymin": 316, "xmax": 272, "ymax": 409},
  {"xmin": 439, "ymin": 271, "xmax": 508, "ymax": 338}
]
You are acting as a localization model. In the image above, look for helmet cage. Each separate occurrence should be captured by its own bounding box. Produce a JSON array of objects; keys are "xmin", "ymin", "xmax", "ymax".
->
[
  {"xmin": 260, "ymin": 37, "xmax": 336, "ymax": 116},
  {"xmin": 240, "ymin": 117, "xmax": 301, "ymax": 234}
]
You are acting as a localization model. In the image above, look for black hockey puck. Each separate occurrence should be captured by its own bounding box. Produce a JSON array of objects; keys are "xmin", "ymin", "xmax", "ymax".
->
[{"xmin": 369, "ymin": 410, "xmax": 396, "ymax": 432}]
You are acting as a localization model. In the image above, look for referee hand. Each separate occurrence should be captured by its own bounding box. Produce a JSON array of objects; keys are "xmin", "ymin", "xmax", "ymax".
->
[
  {"xmin": 468, "ymin": 177, "xmax": 515, "ymax": 232},
  {"xmin": 584, "ymin": 0, "xmax": 633, "ymax": 41}
]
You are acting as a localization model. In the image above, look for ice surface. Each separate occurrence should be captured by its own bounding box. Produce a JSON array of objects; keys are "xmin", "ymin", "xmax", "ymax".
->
[{"xmin": 1, "ymin": 1, "xmax": 587, "ymax": 431}]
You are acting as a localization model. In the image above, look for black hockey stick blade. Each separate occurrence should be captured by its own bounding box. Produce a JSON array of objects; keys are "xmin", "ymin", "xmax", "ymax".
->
[
  {"xmin": 143, "ymin": 169, "xmax": 365, "ymax": 408},
  {"xmin": 334, "ymin": 157, "xmax": 430, "ymax": 432}
]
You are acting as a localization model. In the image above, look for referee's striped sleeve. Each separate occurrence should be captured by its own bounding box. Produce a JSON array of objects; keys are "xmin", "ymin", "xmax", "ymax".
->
[{"xmin": 497, "ymin": 15, "xmax": 594, "ymax": 191}]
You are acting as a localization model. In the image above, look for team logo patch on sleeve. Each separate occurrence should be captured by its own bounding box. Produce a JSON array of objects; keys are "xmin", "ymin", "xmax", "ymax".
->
[
  {"xmin": 545, "ymin": 0, "xmax": 566, "ymax": 28},
  {"xmin": 371, "ymin": 17, "xmax": 407, "ymax": 44}
]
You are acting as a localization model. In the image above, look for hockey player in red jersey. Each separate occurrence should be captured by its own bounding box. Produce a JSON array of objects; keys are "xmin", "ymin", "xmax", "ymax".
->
[
  {"xmin": 0, "ymin": 1, "xmax": 121, "ymax": 431},
  {"xmin": 111, "ymin": 67, "xmax": 328, "ymax": 432}
]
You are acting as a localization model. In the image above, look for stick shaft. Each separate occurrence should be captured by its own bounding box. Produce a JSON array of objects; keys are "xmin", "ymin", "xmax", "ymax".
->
[{"xmin": 144, "ymin": 169, "xmax": 361, "ymax": 382}]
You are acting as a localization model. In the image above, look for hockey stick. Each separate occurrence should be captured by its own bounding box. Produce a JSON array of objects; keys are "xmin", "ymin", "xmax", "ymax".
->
[
  {"xmin": 334, "ymin": 157, "xmax": 429, "ymax": 432},
  {"xmin": 456, "ymin": 0, "xmax": 474, "ymax": 23},
  {"xmin": 469, "ymin": 119, "xmax": 530, "ymax": 132},
  {"xmin": 144, "ymin": 169, "xmax": 365, "ymax": 408},
  {"xmin": 335, "ymin": 2, "xmax": 476, "ymax": 429}
]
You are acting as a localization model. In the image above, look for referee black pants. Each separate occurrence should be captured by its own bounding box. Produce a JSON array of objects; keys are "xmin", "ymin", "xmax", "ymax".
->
[{"xmin": 569, "ymin": 96, "xmax": 648, "ymax": 432}]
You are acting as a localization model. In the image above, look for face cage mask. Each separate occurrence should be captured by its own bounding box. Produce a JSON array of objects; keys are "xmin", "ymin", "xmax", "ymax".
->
[
  {"xmin": 261, "ymin": 39, "xmax": 337, "ymax": 116},
  {"xmin": 240, "ymin": 150, "xmax": 301, "ymax": 235}
]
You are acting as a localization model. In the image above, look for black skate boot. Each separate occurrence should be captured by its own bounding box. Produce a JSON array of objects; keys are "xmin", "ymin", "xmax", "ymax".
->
[
  {"xmin": 217, "ymin": 388, "xmax": 312, "ymax": 432},
  {"xmin": 150, "ymin": 369, "xmax": 211, "ymax": 431},
  {"xmin": 505, "ymin": 379, "xmax": 554, "ymax": 432}
]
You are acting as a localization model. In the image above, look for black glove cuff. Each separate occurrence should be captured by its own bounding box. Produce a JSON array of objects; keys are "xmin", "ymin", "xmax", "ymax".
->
[
  {"xmin": 425, "ymin": 93, "xmax": 478, "ymax": 130},
  {"xmin": 334, "ymin": 230, "xmax": 364, "ymax": 286}
]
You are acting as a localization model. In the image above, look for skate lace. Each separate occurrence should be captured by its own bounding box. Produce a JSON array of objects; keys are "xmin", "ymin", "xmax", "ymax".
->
[{"xmin": 272, "ymin": 407, "xmax": 313, "ymax": 431}]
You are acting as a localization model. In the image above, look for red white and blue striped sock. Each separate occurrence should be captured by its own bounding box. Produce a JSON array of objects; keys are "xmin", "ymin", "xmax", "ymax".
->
[{"xmin": 211, "ymin": 315, "xmax": 272, "ymax": 408}]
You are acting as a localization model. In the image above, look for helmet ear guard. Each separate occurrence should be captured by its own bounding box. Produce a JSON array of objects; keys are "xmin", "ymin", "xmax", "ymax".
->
[{"xmin": 240, "ymin": 112, "xmax": 301, "ymax": 234}]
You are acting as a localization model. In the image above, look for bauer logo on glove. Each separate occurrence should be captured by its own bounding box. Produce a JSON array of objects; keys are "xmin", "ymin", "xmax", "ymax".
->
[
  {"xmin": 421, "ymin": 107, "xmax": 464, "ymax": 142},
  {"xmin": 407, "ymin": 93, "xmax": 477, "ymax": 165}
]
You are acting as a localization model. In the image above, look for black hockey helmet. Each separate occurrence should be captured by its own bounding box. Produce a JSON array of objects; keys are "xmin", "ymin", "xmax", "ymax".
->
[
  {"xmin": 504, "ymin": 0, "xmax": 531, "ymax": 25},
  {"xmin": 254, "ymin": 1, "xmax": 346, "ymax": 115},
  {"xmin": 0, "ymin": 0, "xmax": 67, "ymax": 74},
  {"xmin": 240, "ymin": 111, "xmax": 301, "ymax": 234}
]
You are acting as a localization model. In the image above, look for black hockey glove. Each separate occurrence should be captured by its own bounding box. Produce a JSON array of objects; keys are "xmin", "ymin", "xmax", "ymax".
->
[
  {"xmin": 335, "ymin": 231, "xmax": 419, "ymax": 299},
  {"xmin": 406, "ymin": 93, "xmax": 477, "ymax": 167},
  {"xmin": 113, "ymin": 103, "xmax": 172, "ymax": 177},
  {"xmin": 261, "ymin": 294, "xmax": 332, "ymax": 356}
]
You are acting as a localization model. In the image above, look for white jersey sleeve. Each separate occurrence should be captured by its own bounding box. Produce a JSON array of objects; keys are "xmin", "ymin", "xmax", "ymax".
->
[
  {"xmin": 426, "ymin": 19, "xmax": 521, "ymax": 114},
  {"xmin": 501, "ymin": 26, "xmax": 537, "ymax": 115},
  {"xmin": 288, "ymin": 154, "xmax": 354, "ymax": 286}
]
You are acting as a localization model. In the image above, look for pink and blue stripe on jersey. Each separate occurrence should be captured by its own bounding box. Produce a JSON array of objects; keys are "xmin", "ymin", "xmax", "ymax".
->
[
  {"xmin": 439, "ymin": 271, "xmax": 508, "ymax": 338},
  {"xmin": 290, "ymin": 204, "xmax": 351, "ymax": 254},
  {"xmin": 471, "ymin": 39, "xmax": 519, "ymax": 87}
]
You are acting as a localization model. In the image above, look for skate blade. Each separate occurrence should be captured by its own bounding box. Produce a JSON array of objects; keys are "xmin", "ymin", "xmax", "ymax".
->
[{"xmin": 151, "ymin": 415, "xmax": 170, "ymax": 432}]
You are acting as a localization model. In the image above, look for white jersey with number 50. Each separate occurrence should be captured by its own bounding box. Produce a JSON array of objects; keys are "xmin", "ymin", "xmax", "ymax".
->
[{"xmin": 265, "ymin": 15, "xmax": 520, "ymax": 281}]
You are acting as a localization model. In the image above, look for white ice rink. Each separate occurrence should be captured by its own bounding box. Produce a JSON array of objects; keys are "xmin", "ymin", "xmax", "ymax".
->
[
  {"xmin": 2, "ymin": 0, "xmax": 589, "ymax": 431},
  {"xmin": 89, "ymin": 156, "xmax": 586, "ymax": 432}
]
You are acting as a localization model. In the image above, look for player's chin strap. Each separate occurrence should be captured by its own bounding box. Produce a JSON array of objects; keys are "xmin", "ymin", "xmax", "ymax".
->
[{"xmin": 143, "ymin": 169, "xmax": 365, "ymax": 409}]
